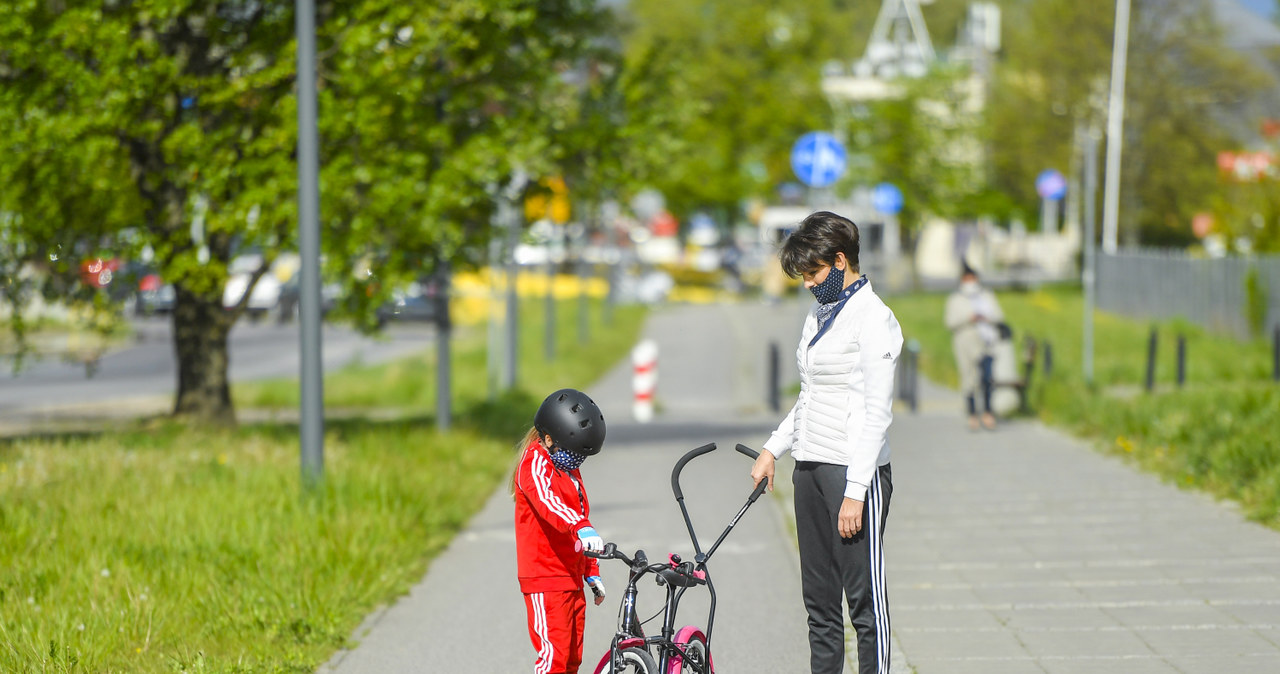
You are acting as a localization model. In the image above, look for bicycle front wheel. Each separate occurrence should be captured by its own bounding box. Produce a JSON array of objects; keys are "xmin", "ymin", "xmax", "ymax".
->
[
  {"xmin": 668, "ymin": 626, "xmax": 712, "ymax": 674},
  {"xmin": 594, "ymin": 646, "xmax": 658, "ymax": 674}
]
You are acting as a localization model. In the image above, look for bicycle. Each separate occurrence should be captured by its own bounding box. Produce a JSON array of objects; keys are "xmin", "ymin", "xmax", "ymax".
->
[{"xmin": 584, "ymin": 442, "xmax": 768, "ymax": 673}]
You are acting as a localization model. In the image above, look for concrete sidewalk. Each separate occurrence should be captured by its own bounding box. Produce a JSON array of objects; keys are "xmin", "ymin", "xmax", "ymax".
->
[
  {"xmin": 890, "ymin": 378, "xmax": 1280, "ymax": 673},
  {"xmin": 318, "ymin": 299, "xmax": 1280, "ymax": 673}
]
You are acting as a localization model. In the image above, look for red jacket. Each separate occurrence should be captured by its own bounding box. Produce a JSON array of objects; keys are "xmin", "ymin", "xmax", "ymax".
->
[{"xmin": 514, "ymin": 440, "xmax": 600, "ymax": 593}]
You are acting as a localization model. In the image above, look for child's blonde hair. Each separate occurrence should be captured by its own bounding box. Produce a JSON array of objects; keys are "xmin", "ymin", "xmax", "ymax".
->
[{"xmin": 510, "ymin": 426, "xmax": 543, "ymax": 499}]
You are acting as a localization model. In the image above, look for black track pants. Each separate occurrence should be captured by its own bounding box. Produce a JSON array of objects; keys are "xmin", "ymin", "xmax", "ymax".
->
[{"xmin": 793, "ymin": 461, "xmax": 893, "ymax": 674}]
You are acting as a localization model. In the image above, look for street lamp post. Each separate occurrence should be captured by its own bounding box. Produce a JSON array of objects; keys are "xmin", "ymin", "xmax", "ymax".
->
[
  {"xmin": 1101, "ymin": 0, "xmax": 1131, "ymax": 255},
  {"xmin": 295, "ymin": 0, "xmax": 324, "ymax": 486}
]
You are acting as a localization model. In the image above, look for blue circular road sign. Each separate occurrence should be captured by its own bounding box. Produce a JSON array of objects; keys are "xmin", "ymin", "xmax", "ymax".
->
[
  {"xmin": 1036, "ymin": 169, "xmax": 1067, "ymax": 200},
  {"xmin": 872, "ymin": 182, "xmax": 904, "ymax": 215},
  {"xmin": 791, "ymin": 132, "xmax": 847, "ymax": 188}
]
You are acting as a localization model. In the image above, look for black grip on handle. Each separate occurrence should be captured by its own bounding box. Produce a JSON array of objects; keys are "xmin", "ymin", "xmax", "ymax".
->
[
  {"xmin": 671, "ymin": 442, "xmax": 717, "ymax": 501},
  {"xmin": 738, "ymin": 444, "xmax": 768, "ymax": 502}
]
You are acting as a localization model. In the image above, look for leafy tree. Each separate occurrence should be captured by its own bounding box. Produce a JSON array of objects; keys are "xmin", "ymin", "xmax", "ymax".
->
[
  {"xmin": 986, "ymin": 0, "xmax": 1270, "ymax": 244},
  {"xmin": 986, "ymin": 0, "xmax": 1114, "ymax": 224},
  {"xmin": 620, "ymin": 0, "xmax": 854, "ymax": 218},
  {"xmin": 551, "ymin": 27, "xmax": 698, "ymax": 231},
  {"xmin": 840, "ymin": 65, "xmax": 995, "ymax": 237},
  {"xmin": 1121, "ymin": 0, "xmax": 1269, "ymax": 247},
  {"xmin": 0, "ymin": 0, "xmax": 611, "ymax": 424}
]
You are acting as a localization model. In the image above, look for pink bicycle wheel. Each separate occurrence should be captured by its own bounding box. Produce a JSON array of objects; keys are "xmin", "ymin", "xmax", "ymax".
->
[
  {"xmin": 593, "ymin": 638, "xmax": 651, "ymax": 674},
  {"xmin": 667, "ymin": 626, "xmax": 713, "ymax": 673}
]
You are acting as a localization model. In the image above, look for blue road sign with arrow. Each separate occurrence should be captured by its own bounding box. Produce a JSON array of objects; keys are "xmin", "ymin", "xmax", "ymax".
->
[
  {"xmin": 872, "ymin": 182, "xmax": 904, "ymax": 214},
  {"xmin": 1036, "ymin": 169, "xmax": 1067, "ymax": 200},
  {"xmin": 791, "ymin": 132, "xmax": 847, "ymax": 188}
]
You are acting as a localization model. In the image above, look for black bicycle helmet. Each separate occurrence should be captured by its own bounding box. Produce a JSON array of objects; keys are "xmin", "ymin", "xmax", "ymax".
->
[{"xmin": 534, "ymin": 388, "xmax": 606, "ymax": 456}]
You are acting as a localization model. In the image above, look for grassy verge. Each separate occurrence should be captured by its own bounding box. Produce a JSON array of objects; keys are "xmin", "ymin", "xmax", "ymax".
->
[
  {"xmin": 235, "ymin": 298, "xmax": 644, "ymax": 412},
  {"xmin": 890, "ymin": 285, "xmax": 1280, "ymax": 528},
  {"xmin": 0, "ymin": 298, "xmax": 647, "ymax": 673}
]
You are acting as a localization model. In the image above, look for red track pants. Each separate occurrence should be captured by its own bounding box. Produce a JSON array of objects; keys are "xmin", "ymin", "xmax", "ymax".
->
[{"xmin": 524, "ymin": 589, "xmax": 586, "ymax": 674}]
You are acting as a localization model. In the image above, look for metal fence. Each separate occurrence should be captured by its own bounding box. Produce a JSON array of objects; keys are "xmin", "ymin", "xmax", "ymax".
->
[{"xmin": 1097, "ymin": 249, "xmax": 1280, "ymax": 340}]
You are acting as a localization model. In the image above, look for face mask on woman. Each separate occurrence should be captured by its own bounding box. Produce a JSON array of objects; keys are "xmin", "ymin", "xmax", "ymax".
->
[{"xmin": 809, "ymin": 264, "xmax": 846, "ymax": 304}]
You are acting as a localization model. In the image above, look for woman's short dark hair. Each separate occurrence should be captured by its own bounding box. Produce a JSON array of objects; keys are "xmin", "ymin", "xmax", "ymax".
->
[{"xmin": 778, "ymin": 211, "xmax": 860, "ymax": 279}]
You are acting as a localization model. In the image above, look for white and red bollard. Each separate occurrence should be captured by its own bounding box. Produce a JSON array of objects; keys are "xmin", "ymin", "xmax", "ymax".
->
[{"xmin": 631, "ymin": 339, "xmax": 658, "ymax": 423}]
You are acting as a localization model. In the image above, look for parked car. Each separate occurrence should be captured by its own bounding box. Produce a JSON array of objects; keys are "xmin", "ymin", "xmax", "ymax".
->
[
  {"xmin": 275, "ymin": 276, "xmax": 340, "ymax": 324},
  {"xmin": 375, "ymin": 276, "xmax": 444, "ymax": 328},
  {"xmin": 134, "ymin": 272, "xmax": 176, "ymax": 315},
  {"xmin": 79, "ymin": 257, "xmax": 122, "ymax": 289},
  {"xmin": 222, "ymin": 254, "xmax": 289, "ymax": 321}
]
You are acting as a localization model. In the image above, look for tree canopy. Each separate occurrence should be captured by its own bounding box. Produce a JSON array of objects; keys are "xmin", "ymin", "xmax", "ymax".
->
[{"xmin": 0, "ymin": 0, "xmax": 658, "ymax": 422}]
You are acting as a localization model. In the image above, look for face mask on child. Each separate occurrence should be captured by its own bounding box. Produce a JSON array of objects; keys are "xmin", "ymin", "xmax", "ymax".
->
[{"xmin": 549, "ymin": 445, "xmax": 586, "ymax": 472}]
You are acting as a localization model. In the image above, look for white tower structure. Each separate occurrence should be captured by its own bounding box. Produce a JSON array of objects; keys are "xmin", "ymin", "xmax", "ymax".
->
[{"xmin": 823, "ymin": 0, "xmax": 937, "ymax": 102}]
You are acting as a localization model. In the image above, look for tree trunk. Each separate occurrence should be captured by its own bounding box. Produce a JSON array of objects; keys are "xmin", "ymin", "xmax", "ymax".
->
[{"xmin": 171, "ymin": 284, "xmax": 236, "ymax": 425}]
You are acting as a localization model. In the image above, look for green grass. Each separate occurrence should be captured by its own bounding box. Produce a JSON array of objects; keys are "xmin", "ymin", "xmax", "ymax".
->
[
  {"xmin": 236, "ymin": 298, "xmax": 645, "ymax": 412},
  {"xmin": 0, "ymin": 298, "xmax": 647, "ymax": 673},
  {"xmin": 891, "ymin": 285, "xmax": 1280, "ymax": 527}
]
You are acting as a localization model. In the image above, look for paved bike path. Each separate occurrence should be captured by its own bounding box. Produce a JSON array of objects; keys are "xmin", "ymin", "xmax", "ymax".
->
[
  {"xmin": 317, "ymin": 300, "xmax": 826, "ymax": 672},
  {"xmin": 319, "ymin": 299, "xmax": 1280, "ymax": 673}
]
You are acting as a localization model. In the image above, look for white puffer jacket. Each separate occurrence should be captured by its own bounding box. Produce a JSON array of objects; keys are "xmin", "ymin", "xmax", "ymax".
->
[{"xmin": 764, "ymin": 281, "xmax": 903, "ymax": 502}]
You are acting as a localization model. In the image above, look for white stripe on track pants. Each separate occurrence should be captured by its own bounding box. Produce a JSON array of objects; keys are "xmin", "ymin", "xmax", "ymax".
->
[{"xmin": 523, "ymin": 589, "xmax": 586, "ymax": 674}]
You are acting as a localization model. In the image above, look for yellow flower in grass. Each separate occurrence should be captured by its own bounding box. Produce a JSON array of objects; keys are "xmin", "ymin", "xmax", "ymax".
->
[{"xmin": 1116, "ymin": 435, "xmax": 1135, "ymax": 453}]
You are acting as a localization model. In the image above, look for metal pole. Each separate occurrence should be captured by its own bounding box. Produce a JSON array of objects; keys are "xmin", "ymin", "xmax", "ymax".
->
[
  {"xmin": 1101, "ymin": 0, "xmax": 1131, "ymax": 254},
  {"xmin": 487, "ymin": 216, "xmax": 502, "ymax": 400},
  {"xmin": 578, "ymin": 255, "xmax": 589, "ymax": 345},
  {"xmin": 505, "ymin": 202, "xmax": 520, "ymax": 390},
  {"xmin": 603, "ymin": 200, "xmax": 619, "ymax": 326},
  {"xmin": 1176, "ymin": 334, "xmax": 1185, "ymax": 388},
  {"xmin": 295, "ymin": 0, "xmax": 323, "ymax": 486},
  {"xmin": 1272, "ymin": 324, "xmax": 1279, "ymax": 382},
  {"xmin": 436, "ymin": 265, "xmax": 452, "ymax": 431},
  {"xmin": 767, "ymin": 342, "xmax": 780, "ymax": 413},
  {"xmin": 1083, "ymin": 130, "xmax": 1099, "ymax": 385},
  {"xmin": 545, "ymin": 255, "xmax": 555, "ymax": 361},
  {"xmin": 1144, "ymin": 327, "xmax": 1157, "ymax": 393}
]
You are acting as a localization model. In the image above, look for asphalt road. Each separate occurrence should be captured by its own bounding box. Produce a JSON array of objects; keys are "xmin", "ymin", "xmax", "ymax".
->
[{"xmin": 0, "ymin": 315, "xmax": 439, "ymax": 427}]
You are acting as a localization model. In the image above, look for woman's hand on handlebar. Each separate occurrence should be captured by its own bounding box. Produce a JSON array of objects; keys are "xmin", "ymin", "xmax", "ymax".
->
[{"xmin": 750, "ymin": 450, "xmax": 775, "ymax": 493}]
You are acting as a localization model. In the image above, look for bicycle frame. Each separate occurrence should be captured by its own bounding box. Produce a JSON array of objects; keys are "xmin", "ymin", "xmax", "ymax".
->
[{"xmin": 590, "ymin": 442, "xmax": 768, "ymax": 673}]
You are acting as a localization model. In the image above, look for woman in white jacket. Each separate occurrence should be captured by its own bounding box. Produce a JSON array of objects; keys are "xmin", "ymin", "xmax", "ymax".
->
[{"xmin": 751, "ymin": 211, "xmax": 903, "ymax": 674}]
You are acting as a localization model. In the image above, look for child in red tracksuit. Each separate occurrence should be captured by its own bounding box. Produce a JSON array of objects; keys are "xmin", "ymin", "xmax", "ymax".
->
[{"xmin": 514, "ymin": 389, "xmax": 609, "ymax": 674}]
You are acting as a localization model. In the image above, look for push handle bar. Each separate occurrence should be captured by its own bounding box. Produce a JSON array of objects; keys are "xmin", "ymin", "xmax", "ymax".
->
[
  {"xmin": 737, "ymin": 444, "xmax": 768, "ymax": 504},
  {"xmin": 670, "ymin": 442, "xmax": 717, "ymax": 501}
]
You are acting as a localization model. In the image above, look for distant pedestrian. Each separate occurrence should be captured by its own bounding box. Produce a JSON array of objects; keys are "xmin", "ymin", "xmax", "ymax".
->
[
  {"xmin": 512, "ymin": 389, "xmax": 608, "ymax": 674},
  {"xmin": 944, "ymin": 260, "xmax": 1004, "ymax": 431},
  {"xmin": 750, "ymin": 211, "xmax": 903, "ymax": 674}
]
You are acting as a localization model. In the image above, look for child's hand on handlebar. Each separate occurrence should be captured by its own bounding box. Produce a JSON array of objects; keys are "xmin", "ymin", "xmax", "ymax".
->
[
  {"xmin": 750, "ymin": 451, "xmax": 775, "ymax": 492},
  {"xmin": 577, "ymin": 526, "xmax": 604, "ymax": 553},
  {"xmin": 586, "ymin": 575, "xmax": 607, "ymax": 605}
]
